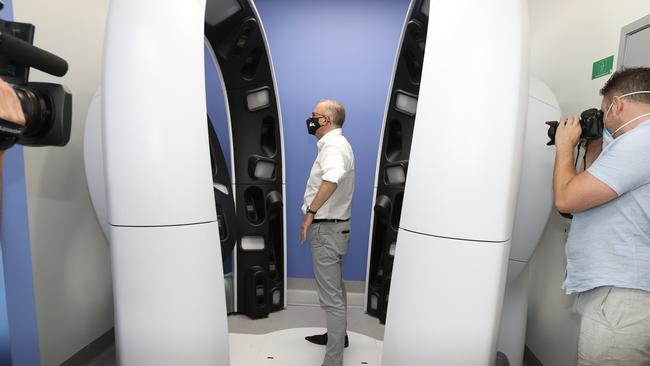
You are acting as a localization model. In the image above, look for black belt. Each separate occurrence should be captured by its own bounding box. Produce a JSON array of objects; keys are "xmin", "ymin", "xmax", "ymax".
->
[{"xmin": 312, "ymin": 218, "xmax": 350, "ymax": 223}]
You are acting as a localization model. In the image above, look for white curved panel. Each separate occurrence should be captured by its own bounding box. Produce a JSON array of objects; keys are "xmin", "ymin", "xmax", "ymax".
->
[
  {"xmin": 496, "ymin": 79, "xmax": 559, "ymax": 366},
  {"xmin": 382, "ymin": 230, "xmax": 510, "ymax": 365},
  {"xmin": 103, "ymin": 1, "xmax": 228, "ymax": 364},
  {"xmin": 111, "ymin": 222, "xmax": 229, "ymax": 365},
  {"xmin": 497, "ymin": 263, "xmax": 529, "ymax": 366},
  {"xmin": 510, "ymin": 78, "xmax": 560, "ymax": 262},
  {"xmin": 399, "ymin": 0, "xmax": 529, "ymax": 242},
  {"xmin": 103, "ymin": 0, "xmax": 215, "ymax": 226},
  {"xmin": 529, "ymin": 77, "xmax": 560, "ymax": 109},
  {"xmin": 83, "ymin": 90, "xmax": 109, "ymax": 240},
  {"xmin": 383, "ymin": 0, "xmax": 528, "ymax": 364}
]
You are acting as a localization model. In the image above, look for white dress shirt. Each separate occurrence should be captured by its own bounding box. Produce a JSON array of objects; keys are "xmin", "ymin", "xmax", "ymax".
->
[{"xmin": 302, "ymin": 128, "xmax": 355, "ymax": 220}]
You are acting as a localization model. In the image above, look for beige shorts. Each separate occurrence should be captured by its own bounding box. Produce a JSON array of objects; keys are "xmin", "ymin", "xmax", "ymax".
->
[{"xmin": 574, "ymin": 286, "xmax": 650, "ymax": 366}]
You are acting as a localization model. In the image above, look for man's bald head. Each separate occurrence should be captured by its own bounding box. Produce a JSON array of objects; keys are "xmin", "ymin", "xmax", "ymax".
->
[{"xmin": 317, "ymin": 99, "xmax": 346, "ymax": 128}]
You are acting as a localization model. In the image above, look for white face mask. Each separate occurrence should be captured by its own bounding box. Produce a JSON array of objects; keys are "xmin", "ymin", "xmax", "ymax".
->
[
  {"xmin": 603, "ymin": 91, "xmax": 650, "ymax": 140},
  {"xmin": 603, "ymin": 125, "xmax": 614, "ymax": 145}
]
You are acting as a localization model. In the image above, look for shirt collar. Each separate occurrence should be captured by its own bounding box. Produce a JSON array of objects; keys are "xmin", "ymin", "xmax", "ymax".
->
[{"xmin": 317, "ymin": 128, "xmax": 342, "ymax": 150}]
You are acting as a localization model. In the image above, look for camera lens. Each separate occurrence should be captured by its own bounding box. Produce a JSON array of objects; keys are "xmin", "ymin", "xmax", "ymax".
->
[
  {"xmin": 545, "ymin": 120, "xmax": 559, "ymax": 146},
  {"xmin": 13, "ymin": 86, "xmax": 53, "ymax": 138}
]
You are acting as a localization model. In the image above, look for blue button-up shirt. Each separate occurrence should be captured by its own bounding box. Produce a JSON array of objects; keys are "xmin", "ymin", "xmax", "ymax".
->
[{"xmin": 564, "ymin": 119, "xmax": 650, "ymax": 294}]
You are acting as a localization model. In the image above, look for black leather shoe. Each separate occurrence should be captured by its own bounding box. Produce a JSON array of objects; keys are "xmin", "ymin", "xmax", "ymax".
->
[{"xmin": 305, "ymin": 332, "xmax": 349, "ymax": 348}]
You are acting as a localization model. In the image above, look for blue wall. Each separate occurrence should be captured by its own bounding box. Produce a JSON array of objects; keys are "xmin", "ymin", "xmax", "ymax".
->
[
  {"xmin": 254, "ymin": 0, "xmax": 410, "ymax": 280},
  {"xmin": 0, "ymin": 147, "xmax": 40, "ymax": 366},
  {"xmin": 0, "ymin": 10, "xmax": 14, "ymax": 364},
  {"xmin": 204, "ymin": 0, "xmax": 411, "ymax": 281},
  {"xmin": 0, "ymin": 249, "xmax": 9, "ymax": 364},
  {"xmin": 0, "ymin": 2, "xmax": 42, "ymax": 364}
]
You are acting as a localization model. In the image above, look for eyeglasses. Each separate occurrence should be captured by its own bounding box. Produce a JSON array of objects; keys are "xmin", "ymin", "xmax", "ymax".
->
[{"xmin": 311, "ymin": 112, "xmax": 330, "ymax": 122}]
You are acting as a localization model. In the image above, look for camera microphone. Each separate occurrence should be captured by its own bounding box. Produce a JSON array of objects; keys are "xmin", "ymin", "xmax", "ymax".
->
[{"xmin": 0, "ymin": 31, "xmax": 68, "ymax": 77}]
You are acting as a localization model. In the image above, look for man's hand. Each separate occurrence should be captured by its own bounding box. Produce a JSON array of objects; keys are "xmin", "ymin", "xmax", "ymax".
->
[
  {"xmin": 0, "ymin": 78, "xmax": 25, "ymax": 126},
  {"xmin": 300, "ymin": 212, "xmax": 314, "ymax": 244},
  {"xmin": 555, "ymin": 115, "xmax": 582, "ymax": 151},
  {"xmin": 300, "ymin": 181, "xmax": 338, "ymax": 244}
]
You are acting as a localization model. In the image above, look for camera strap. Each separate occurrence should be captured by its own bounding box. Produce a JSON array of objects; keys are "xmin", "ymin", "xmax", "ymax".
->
[
  {"xmin": 0, "ymin": 118, "xmax": 23, "ymax": 150},
  {"xmin": 0, "ymin": 118, "xmax": 24, "ymax": 136}
]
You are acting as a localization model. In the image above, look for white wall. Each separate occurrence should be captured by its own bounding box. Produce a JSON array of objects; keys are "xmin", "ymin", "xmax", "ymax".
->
[
  {"xmin": 12, "ymin": 0, "xmax": 113, "ymax": 365},
  {"xmin": 530, "ymin": 1, "xmax": 650, "ymax": 114},
  {"xmin": 526, "ymin": 213, "xmax": 577, "ymax": 366},
  {"xmin": 527, "ymin": 1, "xmax": 650, "ymax": 365}
]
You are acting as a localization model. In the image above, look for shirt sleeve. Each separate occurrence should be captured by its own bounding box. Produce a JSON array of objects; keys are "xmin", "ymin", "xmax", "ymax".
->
[
  {"xmin": 320, "ymin": 145, "xmax": 348, "ymax": 184},
  {"xmin": 587, "ymin": 132, "xmax": 650, "ymax": 196}
]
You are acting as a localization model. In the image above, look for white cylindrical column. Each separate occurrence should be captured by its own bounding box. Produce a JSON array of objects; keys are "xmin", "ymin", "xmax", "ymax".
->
[
  {"xmin": 111, "ymin": 223, "xmax": 228, "ymax": 365},
  {"xmin": 103, "ymin": 0, "xmax": 215, "ymax": 226},
  {"xmin": 496, "ymin": 77, "xmax": 560, "ymax": 366},
  {"xmin": 497, "ymin": 262, "xmax": 530, "ymax": 366},
  {"xmin": 381, "ymin": 0, "xmax": 529, "ymax": 364},
  {"xmin": 103, "ymin": 0, "xmax": 229, "ymax": 364},
  {"xmin": 383, "ymin": 231, "xmax": 511, "ymax": 365}
]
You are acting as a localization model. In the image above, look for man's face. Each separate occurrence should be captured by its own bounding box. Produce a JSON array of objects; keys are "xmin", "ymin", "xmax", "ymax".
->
[{"xmin": 311, "ymin": 103, "xmax": 330, "ymax": 128}]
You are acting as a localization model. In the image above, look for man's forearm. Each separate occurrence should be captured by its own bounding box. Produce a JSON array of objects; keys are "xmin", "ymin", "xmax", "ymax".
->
[
  {"xmin": 308, "ymin": 181, "xmax": 337, "ymax": 212},
  {"xmin": 553, "ymin": 146, "xmax": 577, "ymax": 210}
]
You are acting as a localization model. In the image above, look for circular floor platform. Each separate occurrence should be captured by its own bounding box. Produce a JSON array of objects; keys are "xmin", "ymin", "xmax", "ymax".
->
[{"xmin": 230, "ymin": 327, "xmax": 383, "ymax": 366}]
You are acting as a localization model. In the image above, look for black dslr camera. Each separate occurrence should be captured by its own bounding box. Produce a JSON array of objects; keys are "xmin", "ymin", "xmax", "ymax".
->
[
  {"xmin": 545, "ymin": 108, "xmax": 603, "ymax": 146},
  {"xmin": 0, "ymin": 19, "xmax": 72, "ymax": 149},
  {"xmin": 545, "ymin": 108, "xmax": 604, "ymax": 220}
]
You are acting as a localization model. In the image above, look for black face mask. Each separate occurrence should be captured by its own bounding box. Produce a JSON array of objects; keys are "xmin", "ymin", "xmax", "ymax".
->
[{"xmin": 306, "ymin": 117, "xmax": 321, "ymax": 135}]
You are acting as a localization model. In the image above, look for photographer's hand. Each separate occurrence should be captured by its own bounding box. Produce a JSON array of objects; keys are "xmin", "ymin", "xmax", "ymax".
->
[
  {"xmin": 555, "ymin": 115, "xmax": 581, "ymax": 151},
  {"xmin": 0, "ymin": 78, "xmax": 26, "ymax": 127},
  {"xmin": 553, "ymin": 115, "xmax": 616, "ymax": 213}
]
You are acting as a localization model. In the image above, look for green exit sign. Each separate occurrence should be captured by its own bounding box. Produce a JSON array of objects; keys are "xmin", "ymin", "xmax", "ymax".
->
[{"xmin": 592, "ymin": 56, "xmax": 614, "ymax": 79}]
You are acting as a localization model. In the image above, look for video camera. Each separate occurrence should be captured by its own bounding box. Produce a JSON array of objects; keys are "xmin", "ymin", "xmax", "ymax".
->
[
  {"xmin": 0, "ymin": 19, "xmax": 72, "ymax": 149},
  {"xmin": 545, "ymin": 108, "xmax": 603, "ymax": 146}
]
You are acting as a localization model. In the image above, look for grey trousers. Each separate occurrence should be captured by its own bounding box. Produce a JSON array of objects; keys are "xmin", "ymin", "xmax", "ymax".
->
[
  {"xmin": 574, "ymin": 286, "xmax": 650, "ymax": 365},
  {"xmin": 309, "ymin": 221, "xmax": 351, "ymax": 366}
]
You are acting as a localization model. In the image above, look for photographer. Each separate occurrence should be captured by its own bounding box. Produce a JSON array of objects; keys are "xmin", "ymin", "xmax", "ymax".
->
[
  {"xmin": 0, "ymin": 76, "xmax": 25, "ymax": 174},
  {"xmin": 553, "ymin": 67, "xmax": 650, "ymax": 365}
]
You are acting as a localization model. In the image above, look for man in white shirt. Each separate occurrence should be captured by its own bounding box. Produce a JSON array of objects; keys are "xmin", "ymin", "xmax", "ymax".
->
[{"xmin": 300, "ymin": 99, "xmax": 355, "ymax": 366}]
